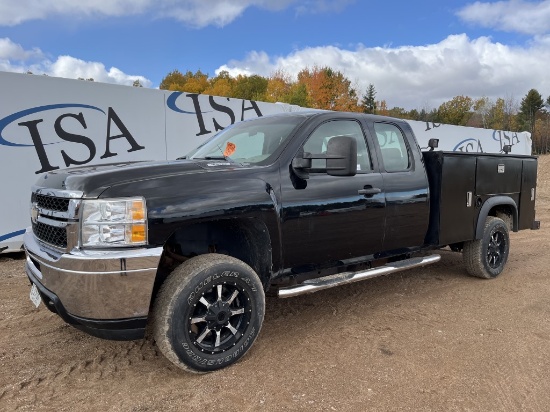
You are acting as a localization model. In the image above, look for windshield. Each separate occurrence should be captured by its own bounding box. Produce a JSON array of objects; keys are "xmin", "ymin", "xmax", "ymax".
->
[{"xmin": 187, "ymin": 115, "xmax": 305, "ymax": 166}]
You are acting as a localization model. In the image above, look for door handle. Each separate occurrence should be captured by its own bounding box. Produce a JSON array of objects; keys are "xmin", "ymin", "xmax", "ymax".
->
[{"xmin": 358, "ymin": 187, "xmax": 381, "ymax": 196}]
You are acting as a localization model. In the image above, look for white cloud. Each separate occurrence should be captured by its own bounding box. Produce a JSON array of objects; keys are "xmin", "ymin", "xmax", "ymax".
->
[
  {"xmin": 216, "ymin": 33, "xmax": 550, "ymax": 109},
  {"xmin": 48, "ymin": 56, "xmax": 151, "ymax": 86},
  {"xmin": 457, "ymin": 0, "xmax": 550, "ymax": 35},
  {"xmin": 0, "ymin": 38, "xmax": 151, "ymax": 87},
  {"xmin": 0, "ymin": 38, "xmax": 43, "ymax": 60},
  {"xmin": 295, "ymin": 0, "xmax": 355, "ymax": 15},
  {"xmin": 0, "ymin": 0, "xmax": 150, "ymax": 26},
  {"xmin": 0, "ymin": 0, "xmax": 351, "ymax": 27}
]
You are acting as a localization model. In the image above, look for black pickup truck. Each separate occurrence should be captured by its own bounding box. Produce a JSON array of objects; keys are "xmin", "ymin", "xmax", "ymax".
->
[{"xmin": 24, "ymin": 111, "xmax": 539, "ymax": 373}]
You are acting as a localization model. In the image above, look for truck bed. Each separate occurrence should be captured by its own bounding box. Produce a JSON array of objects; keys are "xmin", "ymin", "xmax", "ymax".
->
[{"xmin": 423, "ymin": 151, "xmax": 538, "ymax": 247}]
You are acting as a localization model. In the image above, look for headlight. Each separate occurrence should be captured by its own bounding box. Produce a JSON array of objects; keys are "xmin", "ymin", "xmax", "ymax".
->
[{"xmin": 80, "ymin": 197, "xmax": 147, "ymax": 247}]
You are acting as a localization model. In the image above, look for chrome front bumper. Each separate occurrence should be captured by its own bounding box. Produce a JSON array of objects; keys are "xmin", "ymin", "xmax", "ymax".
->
[{"xmin": 24, "ymin": 228, "xmax": 163, "ymax": 321}]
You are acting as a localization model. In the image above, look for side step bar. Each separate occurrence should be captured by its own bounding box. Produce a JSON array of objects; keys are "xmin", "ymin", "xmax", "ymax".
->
[{"xmin": 278, "ymin": 254, "xmax": 441, "ymax": 298}]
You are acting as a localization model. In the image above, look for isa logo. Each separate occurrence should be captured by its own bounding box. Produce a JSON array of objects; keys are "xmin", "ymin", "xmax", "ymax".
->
[{"xmin": 0, "ymin": 104, "xmax": 144, "ymax": 174}]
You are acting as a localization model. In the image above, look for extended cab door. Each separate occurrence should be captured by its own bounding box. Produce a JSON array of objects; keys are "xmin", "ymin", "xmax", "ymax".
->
[
  {"xmin": 280, "ymin": 118, "xmax": 386, "ymax": 269},
  {"xmin": 367, "ymin": 121, "xmax": 430, "ymax": 251}
]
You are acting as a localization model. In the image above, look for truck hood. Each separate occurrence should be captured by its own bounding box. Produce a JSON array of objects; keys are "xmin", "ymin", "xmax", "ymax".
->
[{"xmin": 33, "ymin": 159, "xmax": 242, "ymax": 198}]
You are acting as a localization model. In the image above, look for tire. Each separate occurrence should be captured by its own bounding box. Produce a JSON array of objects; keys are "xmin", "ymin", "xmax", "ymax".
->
[
  {"xmin": 152, "ymin": 253, "xmax": 265, "ymax": 373},
  {"xmin": 463, "ymin": 216, "xmax": 510, "ymax": 279}
]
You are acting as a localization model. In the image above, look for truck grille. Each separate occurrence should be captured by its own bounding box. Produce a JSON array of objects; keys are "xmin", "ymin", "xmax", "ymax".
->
[
  {"xmin": 34, "ymin": 193, "xmax": 70, "ymax": 212},
  {"xmin": 31, "ymin": 190, "xmax": 81, "ymax": 251},
  {"xmin": 32, "ymin": 221, "xmax": 68, "ymax": 249}
]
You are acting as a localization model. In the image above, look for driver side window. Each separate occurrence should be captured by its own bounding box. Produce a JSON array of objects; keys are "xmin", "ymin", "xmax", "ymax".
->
[{"xmin": 303, "ymin": 120, "xmax": 371, "ymax": 172}]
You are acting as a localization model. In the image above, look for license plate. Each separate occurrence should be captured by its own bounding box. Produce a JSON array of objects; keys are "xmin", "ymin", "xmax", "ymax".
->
[{"xmin": 30, "ymin": 283, "xmax": 41, "ymax": 308}]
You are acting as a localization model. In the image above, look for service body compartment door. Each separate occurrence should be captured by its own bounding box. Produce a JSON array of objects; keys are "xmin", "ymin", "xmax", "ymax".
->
[
  {"xmin": 518, "ymin": 158, "xmax": 538, "ymax": 230},
  {"xmin": 439, "ymin": 155, "xmax": 477, "ymax": 245},
  {"xmin": 475, "ymin": 157, "xmax": 522, "ymax": 195}
]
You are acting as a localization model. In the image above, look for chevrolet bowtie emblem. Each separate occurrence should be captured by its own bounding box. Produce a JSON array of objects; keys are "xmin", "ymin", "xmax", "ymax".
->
[{"xmin": 31, "ymin": 203, "xmax": 39, "ymax": 224}]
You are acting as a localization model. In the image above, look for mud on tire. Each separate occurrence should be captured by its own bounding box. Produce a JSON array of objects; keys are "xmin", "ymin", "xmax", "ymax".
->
[
  {"xmin": 463, "ymin": 216, "xmax": 510, "ymax": 279},
  {"xmin": 152, "ymin": 254, "xmax": 265, "ymax": 373}
]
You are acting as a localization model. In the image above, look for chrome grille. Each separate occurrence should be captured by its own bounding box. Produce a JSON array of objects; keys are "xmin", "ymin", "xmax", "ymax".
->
[
  {"xmin": 31, "ymin": 189, "xmax": 82, "ymax": 251},
  {"xmin": 34, "ymin": 193, "xmax": 70, "ymax": 212},
  {"xmin": 32, "ymin": 221, "xmax": 67, "ymax": 249}
]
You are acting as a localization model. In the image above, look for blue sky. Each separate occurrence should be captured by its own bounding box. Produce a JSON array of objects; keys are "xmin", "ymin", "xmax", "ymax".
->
[{"xmin": 1, "ymin": 0, "xmax": 550, "ymax": 109}]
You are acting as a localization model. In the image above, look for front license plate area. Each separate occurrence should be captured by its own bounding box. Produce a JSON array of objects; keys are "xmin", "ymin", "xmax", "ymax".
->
[{"xmin": 30, "ymin": 283, "xmax": 41, "ymax": 308}]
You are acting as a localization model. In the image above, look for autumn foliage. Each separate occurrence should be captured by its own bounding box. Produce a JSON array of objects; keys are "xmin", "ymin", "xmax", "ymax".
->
[{"xmin": 159, "ymin": 68, "xmax": 550, "ymax": 153}]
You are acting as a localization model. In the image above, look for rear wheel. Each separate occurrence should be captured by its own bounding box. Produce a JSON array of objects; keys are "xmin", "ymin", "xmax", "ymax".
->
[
  {"xmin": 463, "ymin": 216, "xmax": 510, "ymax": 279},
  {"xmin": 152, "ymin": 253, "xmax": 265, "ymax": 373}
]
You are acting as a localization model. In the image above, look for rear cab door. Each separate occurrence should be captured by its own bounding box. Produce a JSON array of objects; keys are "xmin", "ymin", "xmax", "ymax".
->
[{"xmin": 365, "ymin": 119, "xmax": 430, "ymax": 252}]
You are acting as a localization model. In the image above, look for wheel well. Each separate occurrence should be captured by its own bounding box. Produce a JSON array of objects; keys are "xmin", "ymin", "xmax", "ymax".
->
[
  {"xmin": 489, "ymin": 205, "xmax": 515, "ymax": 231},
  {"xmin": 151, "ymin": 218, "xmax": 273, "ymax": 305},
  {"xmin": 476, "ymin": 197, "xmax": 518, "ymax": 238}
]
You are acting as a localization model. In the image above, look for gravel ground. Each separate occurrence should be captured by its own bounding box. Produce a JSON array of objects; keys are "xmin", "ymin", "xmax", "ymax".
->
[{"xmin": 1, "ymin": 156, "xmax": 549, "ymax": 412}]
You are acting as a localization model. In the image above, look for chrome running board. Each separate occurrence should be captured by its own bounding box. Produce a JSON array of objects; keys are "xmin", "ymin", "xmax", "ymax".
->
[{"xmin": 278, "ymin": 254, "xmax": 441, "ymax": 298}]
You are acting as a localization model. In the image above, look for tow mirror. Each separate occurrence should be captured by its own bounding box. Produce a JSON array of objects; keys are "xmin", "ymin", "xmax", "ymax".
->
[
  {"xmin": 292, "ymin": 135, "xmax": 357, "ymax": 179},
  {"xmin": 326, "ymin": 135, "xmax": 357, "ymax": 176}
]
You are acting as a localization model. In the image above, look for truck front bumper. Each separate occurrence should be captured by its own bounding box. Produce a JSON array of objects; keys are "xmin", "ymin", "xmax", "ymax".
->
[{"xmin": 24, "ymin": 228, "xmax": 163, "ymax": 340}]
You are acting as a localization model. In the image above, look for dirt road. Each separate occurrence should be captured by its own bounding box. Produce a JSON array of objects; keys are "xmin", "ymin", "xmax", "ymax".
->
[{"xmin": 2, "ymin": 156, "xmax": 550, "ymax": 412}]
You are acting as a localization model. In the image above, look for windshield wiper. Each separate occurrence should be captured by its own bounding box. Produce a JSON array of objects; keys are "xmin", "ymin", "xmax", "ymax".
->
[
  {"xmin": 193, "ymin": 155, "xmax": 244, "ymax": 166},
  {"xmin": 202, "ymin": 156, "xmax": 229, "ymax": 160}
]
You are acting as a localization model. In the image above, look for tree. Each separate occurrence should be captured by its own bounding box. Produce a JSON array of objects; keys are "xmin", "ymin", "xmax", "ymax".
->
[
  {"xmin": 532, "ymin": 94, "xmax": 550, "ymax": 154},
  {"xmin": 264, "ymin": 70, "xmax": 292, "ymax": 103},
  {"xmin": 184, "ymin": 70, "xmax": 209, "ymax": 93},
  {"xmin": 159, "ymin": 69, "xmax": 209, "ymax": 93},
  {"xmin": 407, "ymin": 109, "xmax": 420, "ymax": 121},
  {"xmin": 437, "ymin": 95, "xmax": 473, "ymax": 126},
  {"xmin": 534, "ymin": 116, "xmax": 550, "ymax": 154},
  {"xmin": 376, "ymin": 100, "xmax": 389, "ymax": 116},
  {"xmin": 159, "ymin": 69, "xmax": 187, "ymax": 91},
  {"xmin": 361, "ymin": 84, "xmax": 377, "ymax": 114},
  {"xmin": 387, "ymin": 107, "xmax": 409, "ymax": 119},
  {"xmin": 287, "ymin": 83, "xmax": 309, "ymax": 107},
  {"xmin": 297, "ymin": 66, "xmax": 360, "ymax": 112},
  {"xmin": 488, "ymin": 98, "xmax": 506, "ymax": 130},
  {"xmin": 203, "ymin": 70, "xmax": 235, "ymax": 97},
  {"xmin": 232, "ymin": 74, "xmax": 268, "ymax": 101},
  {"xmin": 483, "ymin": 96, "xmax": 518, "ymax": 132},
  {"xmin": 133, "ymin": 79, "xmax": 143, "ymax": 87},
  {"xmin": 518, "ymin": 89, "xmax": 544, "ymax": 134},
  {"xmin": 471, "ymin": 96, "xmax": 492, "ymax": 128}
]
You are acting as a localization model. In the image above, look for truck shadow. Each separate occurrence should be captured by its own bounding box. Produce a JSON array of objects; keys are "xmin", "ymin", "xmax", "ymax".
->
[{"xmin": 261, "ymin": 249, "xmax": 472, "ymax": 339}]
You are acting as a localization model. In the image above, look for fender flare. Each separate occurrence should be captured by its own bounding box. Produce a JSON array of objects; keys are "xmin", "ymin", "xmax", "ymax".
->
[{"xmin": 475, "ymin": 196, "xmax": 518, "ymax": 239}]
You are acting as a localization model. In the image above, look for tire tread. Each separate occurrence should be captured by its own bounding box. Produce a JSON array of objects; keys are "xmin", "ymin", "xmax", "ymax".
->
[
  {"xmin": 151, "ymin": 254, "xmax": 263, "ymax": 373},
  {"xmin": 463, "ymin": 216, "xmax": 508, "ymax": 279}
]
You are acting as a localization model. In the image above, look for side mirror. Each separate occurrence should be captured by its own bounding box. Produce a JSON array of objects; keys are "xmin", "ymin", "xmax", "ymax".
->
[
  {"xmin": 291, "ymin": 154, "xmax": 312, "ymax": 180},
  {"xmin": 291, "ymin": 135, "xmax": 357, "ymax": 179},
  {"xmin": 326, "ymin": 135, "xmax": 357, "ymax": 176}
]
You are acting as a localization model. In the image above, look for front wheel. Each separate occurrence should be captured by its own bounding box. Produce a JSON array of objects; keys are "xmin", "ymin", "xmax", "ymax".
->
[
  {"xmin": 152, "ymin": 254, "xmax": 265, "ymax": 373},
  {"xmin": 463, "ymin": 216, "xmax": 510, "ymax": 279}
]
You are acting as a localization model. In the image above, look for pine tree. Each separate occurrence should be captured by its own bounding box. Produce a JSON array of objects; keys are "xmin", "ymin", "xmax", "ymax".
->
[
  {"xmin": 361, "ymin": 84, "xmax": 376, "ymax": 114},
  {"xmin": 518, "ymin": 89, "xmax": 544, "ymax": 133}
]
